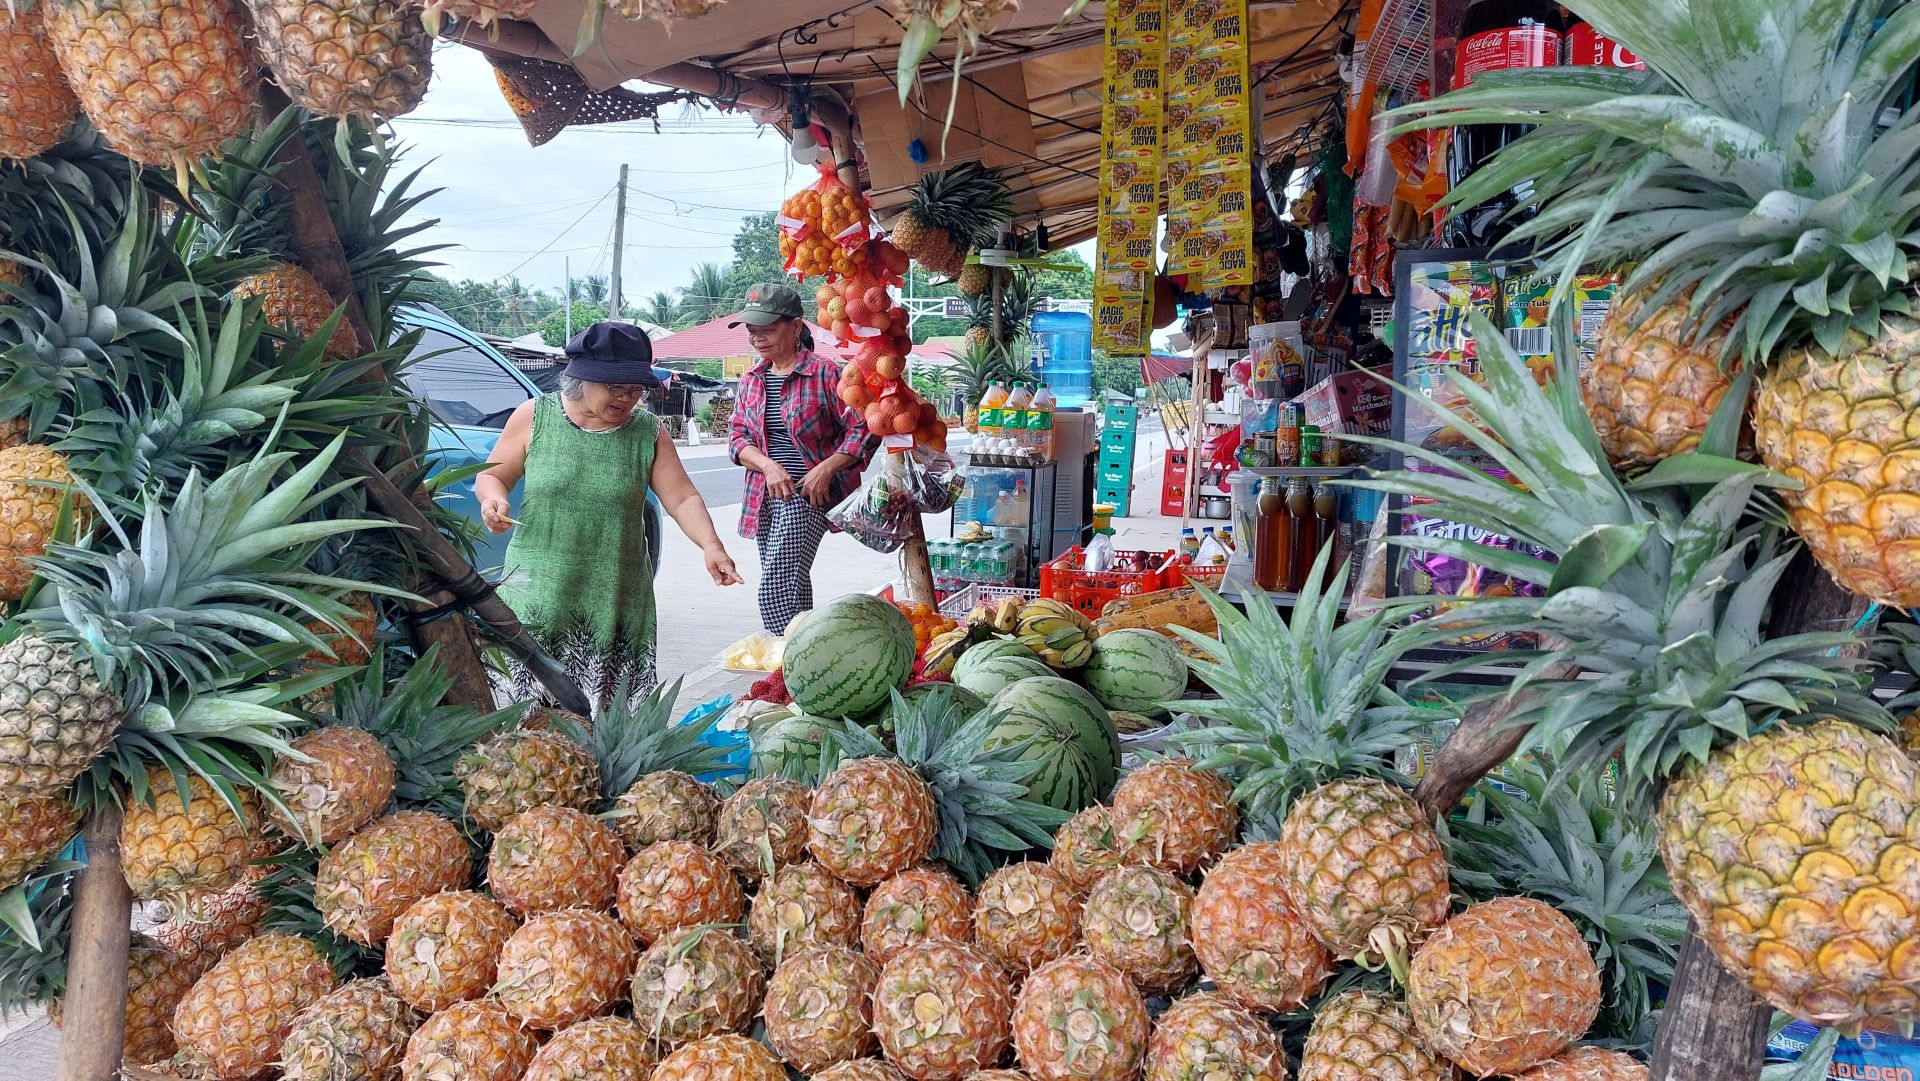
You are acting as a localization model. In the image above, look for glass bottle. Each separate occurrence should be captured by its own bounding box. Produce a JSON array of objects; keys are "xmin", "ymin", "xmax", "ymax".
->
[
  {"xmin": 1313, "ymin": 480, "xmax": 1338, "ymax": 559},
  {"xmin": 1285, "ymin": 477, "xmax": 1315, "ymax": 592},
  {"xmin": 1255, "ymin": 478, "xmax": 1289, "ymax": 592}
]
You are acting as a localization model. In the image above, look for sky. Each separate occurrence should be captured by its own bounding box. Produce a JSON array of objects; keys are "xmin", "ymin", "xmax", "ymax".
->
[{"xmin": 387, "ymin": 42, "xmax": 808, "ymax": 301}]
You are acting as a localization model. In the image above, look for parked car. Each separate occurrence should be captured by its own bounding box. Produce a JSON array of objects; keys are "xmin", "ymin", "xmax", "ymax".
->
[{"xmin": 394, "ymin": 304, "xmax": 662, "ymax": 577}]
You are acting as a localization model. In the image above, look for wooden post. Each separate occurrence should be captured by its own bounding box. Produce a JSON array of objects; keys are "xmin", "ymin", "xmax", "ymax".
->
[
  {"xmin": 1180, "ymin": 327, "xmax": 1218, "ymax": 531},
  {"xmin": 56, "ymin": 807, "xmax": 130, "ymax": 1081}
]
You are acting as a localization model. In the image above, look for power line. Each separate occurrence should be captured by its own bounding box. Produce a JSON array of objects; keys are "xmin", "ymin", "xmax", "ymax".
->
[{"xmin": 491, "ymin": 182, "xmax": 616, "ymax": 279}]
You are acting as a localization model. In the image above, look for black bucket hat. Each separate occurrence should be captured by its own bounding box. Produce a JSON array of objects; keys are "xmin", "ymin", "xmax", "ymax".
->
[{"xmin": 564, "ymin": 321, "xmax": 661, "ymax": 384}]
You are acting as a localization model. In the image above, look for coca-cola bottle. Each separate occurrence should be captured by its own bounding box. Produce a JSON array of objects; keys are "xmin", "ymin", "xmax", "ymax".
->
[
  {"xmin": 1564, "ymin": 15, "xmax": 1647, "ymax": 69},
  {"xmin": 1444, "ymin": 0, "xmax": 1563, "ymax": 251}
]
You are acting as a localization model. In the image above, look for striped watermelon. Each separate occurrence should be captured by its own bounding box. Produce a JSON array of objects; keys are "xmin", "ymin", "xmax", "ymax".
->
[
  {"xmin": 749, "ymin": 711, "xmax": 834, "ymax": 782},
  {"xmin": 1082, "ymin": 629, "xmax": 1187, "ymax": 713},
  {"xmin": 983, "ymin": 677, "xmax": 1123, "ymax": 810},
  {"xmin": 955, "ymin": 637, "xmax": 1041, "ymax": 675},
  {"xmin": 785, "ymin": 594, "xmax": 915, "ymax": 719},
  {"xmin": 868, "ymin": 682, "xmax": 986, "ymax": 731},
  {"xmin": 953, "ymin": 654, "xmax": 1053, "ymax": 702}
]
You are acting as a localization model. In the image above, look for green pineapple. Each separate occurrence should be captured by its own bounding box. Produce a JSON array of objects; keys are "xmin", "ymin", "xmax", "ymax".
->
[{"xmin": 553, "ymin": 675, "xmax": 741, "ymax": 820}]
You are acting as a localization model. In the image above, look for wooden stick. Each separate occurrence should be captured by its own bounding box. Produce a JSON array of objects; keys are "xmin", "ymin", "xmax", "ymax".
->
[
  {"xmin": 1181, "ymin": 326, "xmax": 1218, "ymax": 532},
  {"xmin": 1412, "ymin": 662, "xmax": 1576, "ymax": 820},
  {"xmin": 56, "ymin": 807, "xmax": 130, "ymax": 1081}
]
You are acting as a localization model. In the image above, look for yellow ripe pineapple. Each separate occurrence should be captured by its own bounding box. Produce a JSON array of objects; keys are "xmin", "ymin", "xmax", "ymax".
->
[
  {"xmin": 234, "ymin": 263, "xmax": 361, "ymax": 361},
  {"xmin": 244, "ymin": 0, "xmax": 432, "ymax": 121},
  {"xmin": 488, "ymin": 804, "xmax": 625, "ymax": 916},
  {"xmin": 871, "ymin": 941, "xmax": 1013, "ymax": 1081},
  {"xmin": 714, "ymin": 776, "xmax": 811, "ymax": 880},
  {"xmin": 384, "ymin": 889, "xmax": 518, "ymax": 1013},
  {"xmin": 1298, "ymin": 988, "xmax": 1457, "ymax": 1081},
  {"xmin": 972, "ymin": 861, "xmax": 1080, "ymax": 975},
  {"xmin": 1011, "ymin": 954, "xmax": 1150, "ymax": 1081},
  {"xmin": 0, "ymin": 9, "xmax": 76, "ymax": 161},
  {"xmin": 494, "ymin": 909, "xmax": 637, "ymax": 1030},
  {"xmin": 1406, "ymin": 897, "xmax": 1599, "ymax": 1077},
  {"xmin": 1280, "ymin": 777, "xmax": 1451, "ymax": 971},
  {"xmin": 1143, "ymin": 992, "xmax": 1288, "ymax": 1081},
  {"xmin": 1109, "ymin": 757, "xmax": 1238, "ymax": 876},
  {"xmin": 0, "ymin": 444, "xmax": 84, "ymax": 602},
  {"xmin": 819, "ymin": 1061, "xmax": 913, "ymax": 1081},
  {"xmin": 0, "ymin": 793, "xmax": 79, "ymax": 893},
  {"xmin": 763, "ymin": 945, "xmax": 881, "ymax": 1073},
  {"xmin": 958, "ymin": 262, "xmax": 992, "ymax": 298},
  {"xmin": 270, "ymin": 725, "xmax": 397, "ymax": 844},
  {"xmin": 1081, "ymin": 864, "xmax": 1197, "ymax": 997},
  {"xmin": 806, "ymin": 756, "xmax": 938, "ymax": 886},
  {"xmin": 172, "ymin": 933, "xmax": 341, "ymax": 1081},
  {"xmin": 122, "ymin": 768, "xmax": 260, "ymax": 901},
  {"xmin": 456, "ymin": 728, "xmax": 600, "ymax": 832},
  {"xmin": 1049, "ymin": 805, "xmax": 1138, "ymax": 892},
  {"xmin": 278, "ymin": 977, "xmax": 420, "ymax": 1081},
  {"xmin": 653, "ymin": 1033, "xmax": 788, "ymax": 1081},
  {"xmin": 862, "ymin": 865, "xmax": 974, "ymax": 965},
  {"xmin": 968, "ymin": 1073, "xmax": 1031, "ymax": 1081},
  {"xmin": 412, "ymin": 0, "xmax": 539, "ymax": 36},
  {"xmin": 1511, "ymin": 1048, "xmax": 1648, "ymax": 1081},
  {"xmin": 523, "ymin": 1015, "xmax": 658, "ymax": 1081},
  {"xmin": 49, "ymin": 933, "xmax": 212, "ymax": 1067},
  {"xmin": 747, "ymin": 860, "xmax": 862, "ymax": 965},
  {"xmin": 1581, "ymin": 289, "xmax": 1739, "ymax": 469},
  {"xmin": 613, "ymin": 768, "xmax": 719, "ymax": 849},
  {"xmin": 1189, "ymin": 842, "xmax": 1333, "ymax": 1013},
  {"xmin": 41, "ymin": 0, "xmax": 259, "ymax": 179},
  {"xmin": 400, "ymin": 999, "xmax": 540, "ymax": 1081},
  {"xmin": 154, "ymin": 863, "xmax": 274, "ymax": 961},
  {"xmin": 301, "ymin": 591, "xmax": 379, "ymax": 668},
  {"xmin": 615, "ymin": 838, "xmax": 746, "ymax": 946},
  {"xmin": 314, "ymin": 809, "xmax": 472, "ymax": 945},
  {"xmin": 628, "ymin": 926, "xmax": 766, "ymax": 1048}
]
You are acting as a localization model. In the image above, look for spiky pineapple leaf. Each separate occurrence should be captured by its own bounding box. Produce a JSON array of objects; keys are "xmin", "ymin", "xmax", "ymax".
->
[
  {"xmin": 555, "ymin": 677, "xmax": 741, "ymax": 806},
  {"xmin": 0, "ymin": 877, "xmax": 70, "ymax": 1008}
]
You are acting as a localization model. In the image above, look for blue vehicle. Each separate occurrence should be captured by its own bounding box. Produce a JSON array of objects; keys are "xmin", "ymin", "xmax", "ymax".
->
[{"xmin": 394, "ymin": 305, "xmax": 662, "ymax": 578}]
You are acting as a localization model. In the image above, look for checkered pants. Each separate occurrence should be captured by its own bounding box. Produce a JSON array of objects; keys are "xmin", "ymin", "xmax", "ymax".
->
[{"xmin": 756, "ymin": 498, "xmax": 831, "ymax": 635}]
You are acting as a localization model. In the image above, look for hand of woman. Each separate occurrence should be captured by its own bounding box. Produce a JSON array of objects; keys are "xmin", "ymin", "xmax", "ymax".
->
[
  {"xmin": 481, "ymin": 496, "xmax": 514, "ymax": 534},
  {"xmin": 705, "ymin": 544, "xmax": 745, "ymax": 586},
  {"xmin": 799, "ymin": 462, "xmax": 839, "ymax": 507},
  {"xmin": 763, "ymin": 462, "xmax": 797, "ymax": 501}
]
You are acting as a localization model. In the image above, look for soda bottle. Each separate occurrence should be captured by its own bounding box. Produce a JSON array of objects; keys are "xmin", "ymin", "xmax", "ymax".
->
[
  {"xmin": 1004, "ymin": 382, "xmax": 1033, "ymax": 453},
  {"xmin": 1178, "ymin": 527, "xmax": 1201, "ymax": 563},
  {"xmin": 1446, "ymin": 0, "xmax": 1564, "ymax": 251},
  {"xmin": 979, "ymin": 381, "xmax": 1008, "ymax": 439},
  {"xmin": 1028, "ymin": 383, "xmax": 1057, "ymax": 460}
]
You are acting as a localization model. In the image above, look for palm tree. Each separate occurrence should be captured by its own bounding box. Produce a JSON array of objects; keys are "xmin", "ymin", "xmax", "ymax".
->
[
  {"xmin": 680, "ymin": 262, "xmax": 734, "ymax": 325},
  {"xmin": 575, "ymin": 274, "xmax": 609, "ymax": 305},
  {"xmin": 640, "ymin": 290, "xmax": 681, "ymax": 327}
]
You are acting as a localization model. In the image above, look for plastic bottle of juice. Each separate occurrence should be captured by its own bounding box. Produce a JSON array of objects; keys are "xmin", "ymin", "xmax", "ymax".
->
[
  {"xmin": 1178, "ymin": 527, "xmax": 1201, "ymax": 563},
  {"xmin": 1003, "ymin": 382, "xmax": 1033, "ymax": 452},
  {"xmin": 979, "ymin": 381, "xmax": 1008, "ymax": 439},
  {"xmin": 1028, "ymin": 383, "xmax": 1056, "ymax": 460}
]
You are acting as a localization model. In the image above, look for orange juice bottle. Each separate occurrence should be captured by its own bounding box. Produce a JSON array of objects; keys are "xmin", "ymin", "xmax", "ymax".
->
[{"xmin": 979, "ymin": 381, "xmax": 1009, "ymax": 439}]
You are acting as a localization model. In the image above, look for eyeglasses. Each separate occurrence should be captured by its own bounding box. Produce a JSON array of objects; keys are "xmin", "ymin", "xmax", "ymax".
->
[{"xmin": 602, "ymin": 384, "xmax": 647, "ymax": 398}]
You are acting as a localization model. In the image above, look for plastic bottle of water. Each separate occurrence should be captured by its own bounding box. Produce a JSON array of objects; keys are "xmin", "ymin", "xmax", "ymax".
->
[{"xmin": 1004, "ymin": 382, "xmax": 1033, "ymax": 453}]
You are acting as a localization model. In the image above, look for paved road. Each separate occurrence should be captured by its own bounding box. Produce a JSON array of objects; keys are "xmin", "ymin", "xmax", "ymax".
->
[{"xmin": 678, "ymin": 430, "xmax": 982, "ymax": 508}]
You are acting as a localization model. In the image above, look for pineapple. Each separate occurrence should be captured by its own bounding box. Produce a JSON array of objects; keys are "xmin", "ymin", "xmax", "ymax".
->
[
  {"xmin": 613, "ymin": 769, "xmax": 719, "ymax": 848},
  {"xmin": 615, "ymin": 838, "xmax": 747, "ymax": 946},
  {"xmin": 1109, "ymin": 757, "xmax": 1238, "ymax": 876},
  {"xmin": 155, "ymin": 865, "xmax": 274, "ymax": 961},
  {"xmin": 0, "ymin": 443, "xmax": 83, "ymax": 602},
  {"xmin": 384, "ymin": 890, "xmax": 518, "ymax": 1013},
  {"xmin": 0, "ymin": 8, "xmax": 77, "ymax": 161},
  {"xmin": 714, "ymin": 776, "xmax": 812, "ymax": 880},
  {"xmin": 1406, "ymin": 897, "xmax": 1600, "ymax": 1077},
  {"xmin": 172, "ymin": 933, "xmax": 341, "ymax": 1081},
  {"xmin": 0, "ymin": 794, "xmax": 79, "ymax": 893},
  {"xmin": 763, "ymin": 945, "xmax": 882, "ymax": 1072},
  {"xmin": 278, "ymin": 976, "xmax": 420, "ymax": 1081},
  {"xmin": 487, "ymin": 804, "xmax": 626, "ymax": 916},
  {"xmin": 1189, "ymin": 842, "xmax": 1333, "ymax": 1013},
  {"xmin": 121, "ymin": 768, "xmax": 260, "ymax": 900},
  {"xmin": 1049, "ymin": 806, "xmax": 1137, "ymax": 892},
  {"xmin": 1280, "ymin": 777, "xmax": 1450, "ymax": 971},
  {"xmin": 47, "ymin": 933, "xmax": 213, "ymax": 1067},
  {"xmin": 1080, "ymin": 865, "xmax": 1197, "ymax": 996},
  {"xmin": 314, "ymin": 809, "xmax": 473, "ymax": 945},
  {"xmin": 494, "ymin": 909, "xmax": 637, "ymax": 1030},
  {"xmin": 822, "ymin": 1062, "xmax": 913, "ymax": 1081},
  {"xmin": 244, "ymin": 0, "xmax": 433, "ymax": 121},
  {"xmin": 412, "ymin": 0, "xmax": 539, "ymax": 36},
  {"xmin": 233, "ymin": 263, "xmax": 362, "ymax": 361},
  {"xmin": 871, "ymin": 941, "xmax": 1013, "ymax": 1081},
  {"xmin": 809, "ymin": 756, "xmax": 939, "ymax": 886},
  {"xmin": 41, "ymin": 0, "xmax": 260, "ymax": 178},
  {"xmin": 1298, "ymin": 989, "xmax": 1457, "ymax": 1081},
  {"xmin": 456, "ymin": 728, "xmax": 600, "ymax": 832},
  {"xmin": 968, "ymin": 1073, "xmax": 1032, "ymax": 1081},
  {"xmin": 301, "ymin": 591, "xmax": 380, "ymax": 669},
  {"xmin": 1580, "ymin": 289, "xmax": 1738, "ymax": 469},
  {"xmin": 950, "ymin": 339, "xmax": 1014, "ymax": 435},
  {"xmin": 892, "ymin": 163, "xmax": 1012, "ymax": 266},
  {"xmin": 958, "ymin": 262, "xmax": 992, "ymax": 298},
  {"xmin": 1512, "ymin": 1048, "xmax": 1648, "ymax": 1081},
  {"xmin": 972, "ymin": 861, "xmax": 1080, "ymax": 975},
  {"xmin": 863, "ymin": 865, "xmax": 975, "ymax": 965},
  {"xmin": 0, "ymin": 416, "xmax": 27, "ymax": 450},
  {"xmin": 1011, "ymin": 954, "xmax": 1150, "ymax": 1081},
  {"xmin": 400, "ymin": 999, "xmax": 540, "ymax": 1081},
  {"xmin": 522, "ymin": 1015, "xmax": 659, "ymax": 1081},
  {"xmin": 652, "ymin": 1033, "xmax": 788, "ymax": 1081},
  {"xmin": 747, "ymin": 860, "xmax": 863, "ymax": 964},
  {"xmin": 629, "ymin": 925, "xmax": 767, "ymax": 1047},
  {"xmin": 270, "ymin": 725, "xmax": 398, "ymax": 845},
  {"xmin": 1143, "ymin": 991, "xmax": 1287, "ymax": 1081}
]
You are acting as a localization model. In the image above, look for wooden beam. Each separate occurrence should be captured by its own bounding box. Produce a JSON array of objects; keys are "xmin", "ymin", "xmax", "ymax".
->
[{"xmin": 56, "ymin": 808, "xmax": 130, "ymax": 1081}]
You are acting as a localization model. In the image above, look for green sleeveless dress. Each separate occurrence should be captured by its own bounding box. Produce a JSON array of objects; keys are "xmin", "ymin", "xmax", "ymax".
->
[{"xmin": 500, "ymin": 394, "xmax": 657, "ymax": 705}]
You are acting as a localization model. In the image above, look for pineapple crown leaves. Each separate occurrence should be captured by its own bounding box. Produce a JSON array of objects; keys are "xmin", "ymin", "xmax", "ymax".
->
[
  {"xmin": 552, "ymin": 677, "xmax": 741, "ymax": 806},
  {"xmin": 0, "ymin": 879, "xmax": 71, "ymax": 1009},
  {"xmin": 909, "ymin": 162, "xmax": 1015, "ymax": 250},
  {"xmin": 311, "ymin": 120, "xmax": 450, "ymax": 312},
  {"xmin": 1388, "ymin": 0, "xmax": 1920, "ymax": 362},
  {"xmin": 1356, "ymin": 314, "xmax": 1889, "ymax": 805},
  {"xmin": 822, "ymin": 686, "xmax": 1070, "ymax": 886},
  {"xmin": 1169, "ymin": 548, "xmax": 1434, "ymax": 825}
]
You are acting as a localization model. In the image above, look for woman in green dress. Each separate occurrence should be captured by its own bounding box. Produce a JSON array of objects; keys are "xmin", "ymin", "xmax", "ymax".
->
[{"xmin": 477, "ymin": 322, "xmax": 742, "ymax": 705}]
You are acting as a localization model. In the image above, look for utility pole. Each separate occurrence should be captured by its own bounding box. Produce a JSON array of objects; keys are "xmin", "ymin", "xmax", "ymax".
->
[
  {"xmin": 610, "ymin": 163, "xmax": 628, "ymax": 322},
  {"xmin": 564, "ymin": 256, "xmax": 573, "ymax": 342}
]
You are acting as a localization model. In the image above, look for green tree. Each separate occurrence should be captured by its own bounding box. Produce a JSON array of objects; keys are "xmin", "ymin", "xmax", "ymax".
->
[
  {"xmin": 571, "ymin": 274, "xmax": 609, "ymax": 306},
  {"xmin": 536, "ymin": 302, "xmax": 610, "ymax": 347},
  {"xmin": 1091, "ymin": 349, "xmax": 1143, "ymax": 398},
  {"xmin": 1029, "ymin": 251, "xmax": 1094, "ymax": 303},
  {"xmin": 724, "ymin": 212, "xmax": 784, "ymax": 299},
  {"xmin": 680, "ymin": 263, "xmax": 733, "ymax": 325},
  {"xmin": 694, "ymin": 359, "xmax": 724, "ymax": 381},
  {"xmin": 640, "ymin": 290, "xmax": 681, "ymax": 327}
]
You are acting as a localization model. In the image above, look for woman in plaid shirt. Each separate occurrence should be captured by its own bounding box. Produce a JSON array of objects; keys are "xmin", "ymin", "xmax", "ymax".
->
[{"xmin": 728, "ymin": 283, "xmax": 877, "ymax": 634}]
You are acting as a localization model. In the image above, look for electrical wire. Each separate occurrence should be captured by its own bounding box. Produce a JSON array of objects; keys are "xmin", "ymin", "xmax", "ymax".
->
[
  {"xmin": 867, "ymin": 57, "xmax": 1097, "ymax": 181},
  {"xmin": 491, "ymin": 184, "xmax": 617, "ymax": 280},
  {"xmin": 1252, "ymin": 5, "xmax": 1352, "ymax": 90}
]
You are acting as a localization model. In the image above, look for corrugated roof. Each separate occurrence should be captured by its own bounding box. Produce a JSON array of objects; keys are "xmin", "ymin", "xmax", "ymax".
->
[{"xmin": 648, "ymin": 314, "xmax": 844, "ymax": 361}]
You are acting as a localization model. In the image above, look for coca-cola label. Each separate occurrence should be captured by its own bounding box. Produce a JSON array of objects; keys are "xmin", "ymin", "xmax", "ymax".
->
[
  {"xmin": 1454, "ymin": 25, "xmax": 1561, "ymax": 88},
  {"xmin": 1567, "ymin": 23, "xmax": 1646, "ymax": 69}
]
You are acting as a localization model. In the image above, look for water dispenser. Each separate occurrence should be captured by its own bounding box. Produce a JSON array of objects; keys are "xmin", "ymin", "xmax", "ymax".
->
[{"xmin": 1030, "ymin": 310, "xmax": 1094, "ymax": 409}]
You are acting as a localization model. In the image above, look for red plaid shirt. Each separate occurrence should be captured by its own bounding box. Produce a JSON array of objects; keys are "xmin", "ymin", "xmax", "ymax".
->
[{"xmin": 729, "ymin": 349, "xmax": 876, "ymax": 537}]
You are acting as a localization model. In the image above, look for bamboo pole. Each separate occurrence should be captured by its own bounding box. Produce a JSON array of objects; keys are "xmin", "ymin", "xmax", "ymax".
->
[
  {"xmin": 56, "ymin": 807, "xmax": 130, "ymax": 1081},
  {"xmin": 1180, "ymin": 326, "xmax": 1218, "ymax": 531}
]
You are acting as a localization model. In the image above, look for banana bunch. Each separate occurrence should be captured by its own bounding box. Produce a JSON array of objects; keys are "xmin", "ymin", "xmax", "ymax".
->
[
  {"xmin": 920, "ymin": 626, "xmax": 971, "ymax": 678},
  {"xmin": 965, "ymin": 595, "xmax": 1027, "ymax": 635},
  {"xmin": 1014, "ymin": 598, "xmax": 1096, "ymax": 669}
]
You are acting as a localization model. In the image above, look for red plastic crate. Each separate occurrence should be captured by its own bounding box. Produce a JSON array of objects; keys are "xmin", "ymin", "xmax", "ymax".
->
[
  {"xmin": 1160, "ymin": 449, "xmax": 1189, "ymax": 516},
  {"xmin": 1040, "ymin": 548, "xmax": 1179, "ymax": 617},
  {"xmin": 1167, "ymin": 559, "xmax": 1227, "ymax": 592}
]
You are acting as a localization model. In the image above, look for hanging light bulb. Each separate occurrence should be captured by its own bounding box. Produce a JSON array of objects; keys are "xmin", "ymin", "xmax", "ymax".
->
[{"xmin": 789, "ymin": 84, "xmax": 823, "ymax": 164}]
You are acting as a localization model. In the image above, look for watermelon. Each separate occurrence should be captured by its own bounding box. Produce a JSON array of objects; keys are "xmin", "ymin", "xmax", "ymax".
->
[
  {"xmin": 956, "ymin": 637, "xmax": 1041, "ymax": 674},
  {"xmin": 868, "ymin": 682, "xmax": 986, "ymax": 731},
  {"xmin": 983, "ymin": 677, "xmax": 1123, "ymax": 810},
  {"xmin": 785, "ymin": 594, "xmax": 915, "ymax": 719},
  {"xmin": 1081, "ymin": 629, "xmax": 1188, "ymax": 713},
  {"xmin": 749, "ymin": 711, "xmax": 835, "ymax": 782},
  {"xmin": 953, "ymin": 654, "xmax": 1053, "ymax": 702}
]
